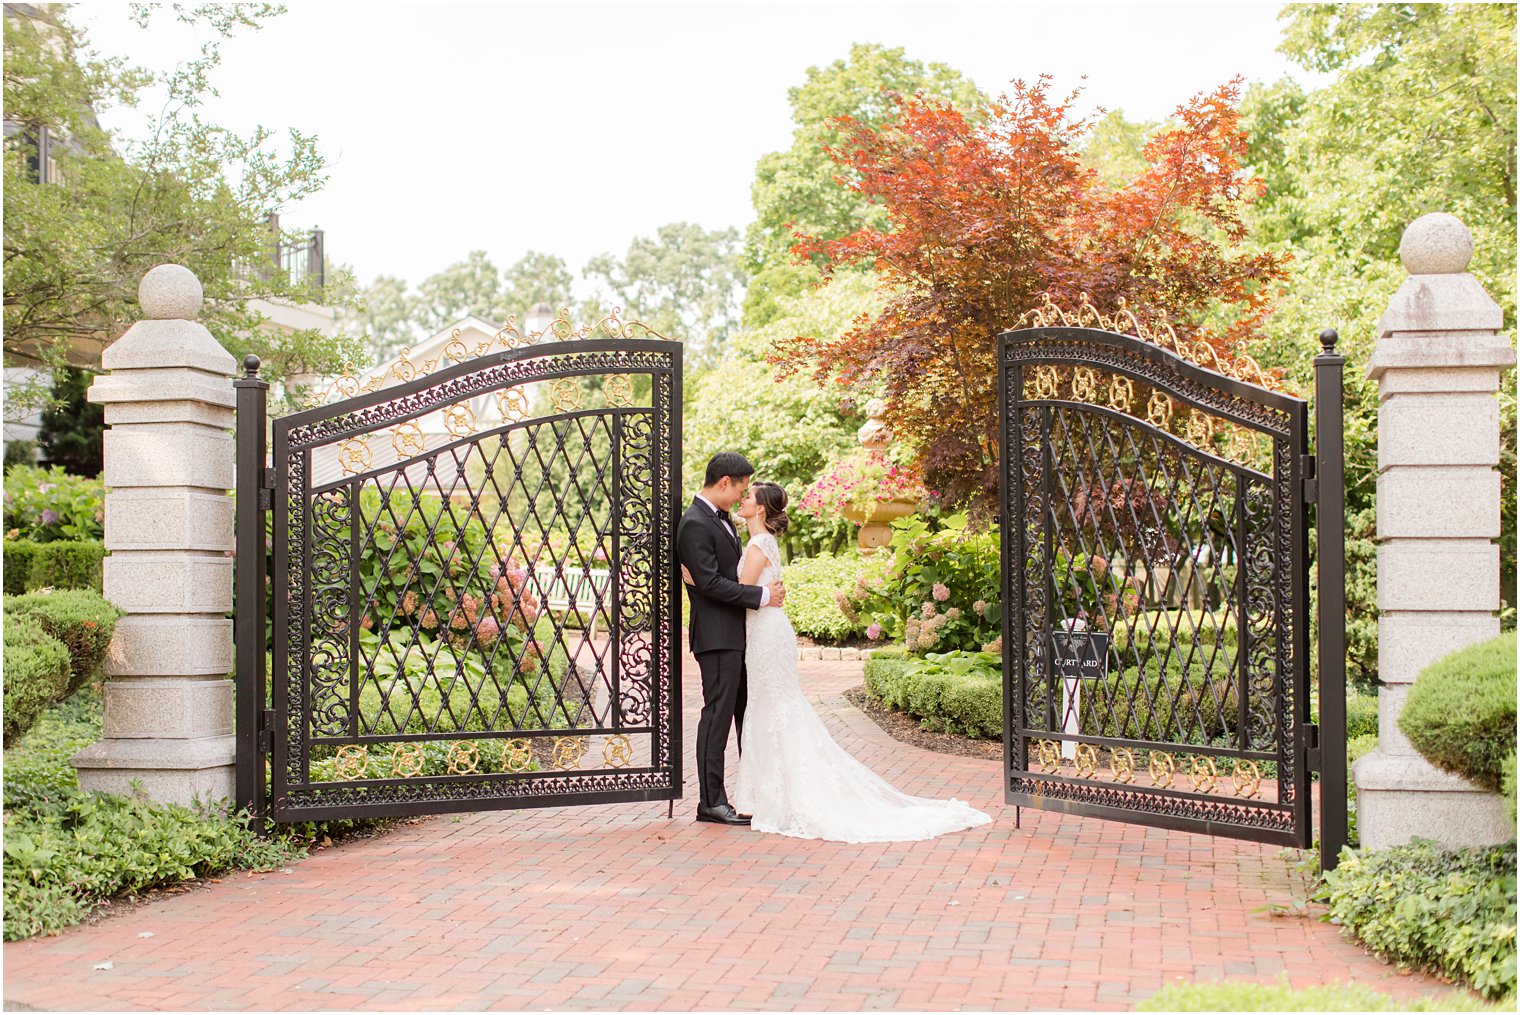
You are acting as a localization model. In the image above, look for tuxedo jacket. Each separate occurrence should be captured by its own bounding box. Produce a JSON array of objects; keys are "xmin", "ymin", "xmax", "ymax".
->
[{"xmin": 677, "ymin": 498, "xmax": 763, "ymax": 655}]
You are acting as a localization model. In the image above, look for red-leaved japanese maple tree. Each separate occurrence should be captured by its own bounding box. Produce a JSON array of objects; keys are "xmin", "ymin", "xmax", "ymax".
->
[{"xmin": 771, "ymin": 76, "xmax": 1289, "ymax": 517}]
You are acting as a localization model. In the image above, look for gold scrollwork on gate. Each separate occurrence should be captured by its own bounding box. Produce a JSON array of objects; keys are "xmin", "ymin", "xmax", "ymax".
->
[
  {"xmin": 498, "ymin": 388, "xmax": 529, "ymax": 423},
  {"xmin": 551, "ymin": 737, "xmax": 587, "ymax": 770},
  {"xmin": 1111, "ymin": 747, "xmax": 1137, "ymax": 784},
  {"xmin": 442, "ymin": 403, "xmax": 477, "ymax": 438},
  {"xmin": 603, "ymin": 734, "xmax": 634, "ymax": 768},
  {"xmin": 604, "ymin": 374, "xmax": 634, "ymax": 408},
  {"xmin": 550, "ymin": 379, "xmax": 581, "ymax": 412},
  {"xmin": 390, "ymin": 744, "xmax": 425, "ymax": 778},
  {"xmin": 1108, "ymin": 375, "xmax": 1135, "ymax": 414},
  {"xmin": 392, "ymin": 348, "xmax": 420, "ymax": 383},
  {"xmin": 1189, "ymin": 756, "xmax": 1219, "ymax": 794},
  {"xmin": 1231, "ymin": 760, "xmax": 1263, "ymax": 799},
  {"xmin": 500, "ymin": 738, "xmax": 533, "ymax": 772},
  {"xmin": 337, "ymin": 436, "xmax": 372, "ymax": 476},
  {"xmin": 1033, "ymin": 365, "xmax": 1061, "ymax": 400},
  {"xmin": 1071, "ymin": 366, "xmax": 1099, "ymax": 403},
  {"xmin": 1073, "ymin": 743, "xmax": 1099, "ymax": 779},
  {"xmin": 1185, "ymin": 411, "xmax": 1217, "ymax": 448},
  {"xmin": 442, "ymin": 329, "xmax": 470, "ymax": 364},
  {"xmin": 1146, "ymin": 390, "xmax": 1173, "ymax": 429},
  {"xmin": 391, "ymin": 421, "xmax": 426, "ymax": 459},
  {"xmin": 447, "ymin": 741, "xmax": 480, "ymax": 775},
  {"xmin": 334, "ymin": 744, "xmax": 369, "ymax": 779},
  {"xmin": 1149, "ymin": 752, "xmax": 1176, "ymax": 789},
  {"xmin": 1033, "ymin": 739, "xmax": 1063, "ymax": 774}
]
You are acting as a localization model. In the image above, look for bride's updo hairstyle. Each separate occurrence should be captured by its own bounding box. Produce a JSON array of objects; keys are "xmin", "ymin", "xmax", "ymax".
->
[{"xmin": 753, "ymin": 481, "xmax": 789, "ymax": 537}]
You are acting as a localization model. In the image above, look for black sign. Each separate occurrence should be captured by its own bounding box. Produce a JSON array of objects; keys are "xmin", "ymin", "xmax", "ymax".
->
[{"xmin": 1051, "ymin": 631, "xmax": 1110, "ymax": 681}]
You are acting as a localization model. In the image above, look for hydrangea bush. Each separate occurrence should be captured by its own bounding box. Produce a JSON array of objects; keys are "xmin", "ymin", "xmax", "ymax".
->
[{"xmin": 3, "ymin": 465, "xmax": 104, "ymax": 543}]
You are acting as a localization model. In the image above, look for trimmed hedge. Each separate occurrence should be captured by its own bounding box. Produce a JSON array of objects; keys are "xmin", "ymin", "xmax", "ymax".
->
[
  {"xmin": 1323, "ymin": 839, "xmax": 1517, "ymax": 1000},
  {"xmin": 863, "ymin": 648, "xmax": 1002, "ymax": 739},
  {"xmin": 3, "ymin": 540, "xmax": 38, "ymax": 595},
  {"xmin": 1400, "ymin": 633, "xmax": 1517, "ymax": 792},
  {"xmin": 1138, "ymin": 977, "xmax": 1495, "ymax": 1011},
  {"xmin": 2, "ymin": 539, "xmax": 104, "ymax": 595},
  {"xmin": 1110, "ymin": 608, "xmax": 1238, "ymax": 659},
  {"xmin": 26, "ymin": 540, "xmax": 105, "ymax": 592},
  {"xmin": 1345, "ymin": 685, "xmax": 1379, "ymax": 740},
  {"xmin": 1504, "ymin": 752, "xmax": 1517, "ymax": 827},
  {"xmin": 3, "ymin": 616, "xmax": 71, "ymax": 746},
  {"xmin": 1080, "ymin": 657, "xmax": 1239, "ymax": 744},
  {"xmin": 5, "ymin": 590, "xmax": 121, "ymax": 693}
]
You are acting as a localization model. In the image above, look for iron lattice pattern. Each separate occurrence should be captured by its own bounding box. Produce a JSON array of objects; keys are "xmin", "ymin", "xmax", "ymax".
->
[
  {"xmin": 999, "ymin": 327, "xmax": 1309, "ymax": 845},
  {"xmin": 270, "ymin": 341, "xmax": 680, "ymax": 818}
]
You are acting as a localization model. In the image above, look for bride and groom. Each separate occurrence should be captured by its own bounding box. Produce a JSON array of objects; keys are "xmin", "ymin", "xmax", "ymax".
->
[{"xmin": 676, "ymin": 451, "xmax": 991, "ymax": 842}]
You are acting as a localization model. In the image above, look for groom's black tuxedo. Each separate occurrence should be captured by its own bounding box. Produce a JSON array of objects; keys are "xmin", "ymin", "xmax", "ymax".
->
[{"xmin": 677, "ymin": 497, "xmax": 764, "ymax": 809}]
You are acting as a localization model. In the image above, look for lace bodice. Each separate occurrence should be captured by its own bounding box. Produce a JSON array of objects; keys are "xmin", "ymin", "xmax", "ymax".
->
[{"xmin": 739, "ymin": 531, "xmax": 784, "ymax": 586}]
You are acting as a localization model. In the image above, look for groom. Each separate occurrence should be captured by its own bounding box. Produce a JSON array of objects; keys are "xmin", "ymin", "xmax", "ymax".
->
[{"xmin": 677, "ymin": 452, "xmax": 786, "ymax": 826}]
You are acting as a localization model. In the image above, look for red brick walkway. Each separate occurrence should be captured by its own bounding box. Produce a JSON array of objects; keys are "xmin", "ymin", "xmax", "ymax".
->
[{"xmin": 4, "ymin": 658, "xmax": 1445, "ymax": 1011}]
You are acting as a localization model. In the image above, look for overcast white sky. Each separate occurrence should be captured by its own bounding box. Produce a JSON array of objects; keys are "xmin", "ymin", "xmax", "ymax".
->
[{"xmin": 73, "ymin": 2, "xmax": 1314, "ymax": 293}]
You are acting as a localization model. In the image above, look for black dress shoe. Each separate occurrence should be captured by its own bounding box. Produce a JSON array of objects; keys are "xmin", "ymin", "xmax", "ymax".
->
[{"xmin": 696, "ymin": 803, "xmax": 751, "ymax": 826}]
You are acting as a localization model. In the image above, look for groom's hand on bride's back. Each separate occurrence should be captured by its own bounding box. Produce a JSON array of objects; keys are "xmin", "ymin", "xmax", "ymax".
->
[
  {"xmin": 680, "ymin": 564, "xmax": 695, "ymax": 586},
  {"xmin": 768, "ymin": 581, "xmax": 786, "ymax": 607}
]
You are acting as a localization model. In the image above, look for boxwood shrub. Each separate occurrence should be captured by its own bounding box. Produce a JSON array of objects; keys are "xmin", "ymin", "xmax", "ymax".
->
[
  {"xmin": 5, "ymin": 589, "xmax": 121, "ymax": 693},
  {"xmin": 2, "ymin": 616, "xmax": 71, "ymax": 746},
  {"xmin": 25, "ymin": 540, "xmax": 105, "ymax": 592},
  {"xmin": 781, "ymin": 551, "xmax": 881, "ymax": 643},
  {"xmin": 1399, "ymin": 633, "xmax": 1516, "ymax": 792},
  {"xmin": 3, "ymin": 539, "xmax": 38, "ymax": 595},
  {"xmin": 864, "ymin": 648, "xmax": 1002, "ymax": 739}
]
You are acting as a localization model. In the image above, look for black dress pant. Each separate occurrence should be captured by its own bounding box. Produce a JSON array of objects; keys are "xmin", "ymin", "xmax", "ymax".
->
[{"xmin": 694, "ymin": 648, "xmax": 747, "ymax": 808}]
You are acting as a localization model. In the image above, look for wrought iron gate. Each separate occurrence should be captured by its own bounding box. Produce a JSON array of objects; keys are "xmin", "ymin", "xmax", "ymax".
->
[
  {"xmin": 997, "ymin": 318, "xmax": 1345, "ymax": 855},
  {"xmin": 235, "ymin": 330, "xmax": 683, "ymax": 822}
]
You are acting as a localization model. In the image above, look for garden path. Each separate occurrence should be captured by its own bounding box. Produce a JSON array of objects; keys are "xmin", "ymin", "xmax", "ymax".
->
[{"xmin": 3, "ymin": 654, "xmax": 1448, "ymax": 1011}]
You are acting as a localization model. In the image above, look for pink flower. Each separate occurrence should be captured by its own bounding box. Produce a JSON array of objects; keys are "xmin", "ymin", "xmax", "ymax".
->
[
  {"xmin": 866, "ymin": 623, "xmax": 882, "ymax": 640},
  {"xmin": 921, "ymin": 602, "xmax": 936, "ymax": 620},
  {"xmin": 932, "ymin": 583, "xmax": 951, "ymax": 602},
  {"xmin": 973, "ymin": 600, "xmax": 987, "ymax": 615}
]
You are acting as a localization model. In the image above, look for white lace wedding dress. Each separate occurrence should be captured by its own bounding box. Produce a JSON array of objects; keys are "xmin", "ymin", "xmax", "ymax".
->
[{"xmin": 732, "ymin": 533, "xmax": 993, "ymax": 842}]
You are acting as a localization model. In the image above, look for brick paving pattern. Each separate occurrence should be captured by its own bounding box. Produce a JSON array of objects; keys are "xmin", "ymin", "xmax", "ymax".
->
[{"xmin": 3, "ymin": 656, "xmax": 1448, "ymax": 1011}]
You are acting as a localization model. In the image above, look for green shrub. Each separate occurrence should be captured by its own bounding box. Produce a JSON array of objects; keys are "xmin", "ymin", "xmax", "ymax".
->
[
  {"xmin": 2, "ymin": 690, "xmax": 303, "ymax": 941},
  {"xmin": 25, "ymin": 540, "xmax": 105, "ymax": 592},
  {"xmin": 848, "ymin": 514, "xmax": 1002, "ymax": 653},
  {"xmin": 1, "ymin": 616, "xmax": 71, "ymax": 746},
  {"xmin": 1079, "ymin": 656, "xmax": 1239, "ymax": 745},
  {"xmin": 1345, "ymin": 684, "xmax": 1379, "ymax": 740},
  {"xmin": 1322, "ymin": 839, "xmax": 1517, "ymax": 1000},
  {"xmin": 781, "ymin": 551, "xmax": 883, "ymax": 642},
  {"xmin": 3, "ymin": 539, "xmax": 38, "ymax": 595},
  {"xmin": 1109, "ymin": 608, "xmax": 1237, "ymax": 660},
  {"xmin": 5, "ymin": 590, "xmax": 121, "ymax": 693},
  {"xmin": 1504, "ymin": 751, "xmax": 1517, "ymax": 827},
  {"xmin": 865, "ymin": 649, "xmax": 1002, "ymax": 739},
  {"xmin": 3, "ymin": 465, "xmax": 104, "ymax": 543},
  {"xmin": 1138, "ymin": 976, "xmax": 1496, "ymax": 1011},
  {"xmin": 1347, "ymin": 733, "xmax": 1380, "ymax": 846},
  {"xmin": 1400, "ymin": 633, "xmax": 1517, "ymax": 792}
]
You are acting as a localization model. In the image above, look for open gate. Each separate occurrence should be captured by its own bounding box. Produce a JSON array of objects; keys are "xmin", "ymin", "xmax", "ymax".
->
[
  {"xmin": 997, "ymin": 321, "xmax": 1346, "ymax": 863},
  {"xmin": 235, "ymin": 330, "xmax": 683, "ymax": 822}
]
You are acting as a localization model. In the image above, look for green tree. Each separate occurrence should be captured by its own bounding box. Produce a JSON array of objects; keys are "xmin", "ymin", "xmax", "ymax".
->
[
  {"xmin": 685, "ymin": 272, "xmax": 881, "ymax": 558},
  {"xmin": 2, "ymin": 3, "xmax": 361, "ymax": 400},
  {"xmin": 360, "ymin": 274, "xmax": 416, "ymax": 360},
  {"xmin": 36, "ymin": 367, "xmax": 102, "ymax": 477},
  {"xmin": 743, "ymin": 43, "xmax": 981, "ymax": 327},
  {"xmin": 500, "ymin": 251, "xmax": 574, "ymax": 322},
  {"xmin": 1241, "ymin": 3, "xmax": 1519, "ymax": 673},
  {"xmin": 411, "ymin": 250, "xmax": 507, "ymax": 332},
  {"xmin": 584, "ymin": 223, "xmax": 744, "ymax": 372}
]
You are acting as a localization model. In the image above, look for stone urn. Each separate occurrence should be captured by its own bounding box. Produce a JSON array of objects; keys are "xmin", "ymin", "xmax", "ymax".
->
[{"xmin": 842, "ymin": 399, "xmax": 923, "ymax": 553}]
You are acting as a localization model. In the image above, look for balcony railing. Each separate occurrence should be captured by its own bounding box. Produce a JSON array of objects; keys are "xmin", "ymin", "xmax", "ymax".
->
[{"xmin": 238, "ymin": 213, "xmax": 325, "ymax": 292}]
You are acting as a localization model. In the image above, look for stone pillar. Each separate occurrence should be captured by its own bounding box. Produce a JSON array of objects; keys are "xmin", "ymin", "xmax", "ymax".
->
[
  {"xmin": 72, "ymin": 265, "xmax": 238, "ymax": 805},
  {"xmin": 1352, "ymin": 213, "xmax": 1516, "ymax": 850}
]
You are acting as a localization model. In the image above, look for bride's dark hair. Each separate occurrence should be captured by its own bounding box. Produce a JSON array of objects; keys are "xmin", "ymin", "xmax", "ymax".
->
[{"xmin": 753, "ymin": 481, "xmax": 789, "ymax": 537}]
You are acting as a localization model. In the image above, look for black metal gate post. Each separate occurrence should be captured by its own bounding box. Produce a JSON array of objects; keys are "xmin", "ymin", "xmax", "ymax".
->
[
  {"xmin": 234, "ymin": 355, "xmax": 269, "ymax": 816},
  {"xmin": 1314, "ymin": 329, "xmax": 1348, "ymax": 872}
]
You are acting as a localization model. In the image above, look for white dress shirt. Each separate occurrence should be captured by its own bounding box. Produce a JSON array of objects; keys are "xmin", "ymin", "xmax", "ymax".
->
[{"xmin": 696, "ymin": 493, "xmax": 770, "ymax": 606}]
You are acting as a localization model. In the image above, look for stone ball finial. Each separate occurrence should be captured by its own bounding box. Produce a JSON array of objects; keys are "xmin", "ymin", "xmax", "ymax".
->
[
  {"xmin": 1399, "ymin": 213, "xmax": 1474, "ymax": 275},
  {"xmin": 138, "ymin": 264, "xmax": 204, "ymax": 320}
]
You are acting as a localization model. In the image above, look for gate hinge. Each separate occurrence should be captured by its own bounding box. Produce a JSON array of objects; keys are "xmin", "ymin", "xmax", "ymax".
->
[
  {"xmin": 257, "ymin": 467, "xmax": 275, "ymax": 511},
  {"xmin": 1300, "ymin": 454, "xmax": 1318, "ymax": 503},
  {"xmin": 257, "ymin": 709, "xmax": 275, "ymax": 754},
  {"xmin": 1302, "ymin": 721, "xmax": 1321, "ymax": 771}
]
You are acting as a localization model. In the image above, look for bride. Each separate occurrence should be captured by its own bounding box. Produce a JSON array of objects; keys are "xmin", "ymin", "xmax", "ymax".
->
[{"xmin": 729, "ymin": 481, "xmax": 993, "ymax": 842}]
